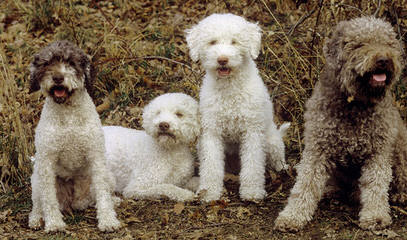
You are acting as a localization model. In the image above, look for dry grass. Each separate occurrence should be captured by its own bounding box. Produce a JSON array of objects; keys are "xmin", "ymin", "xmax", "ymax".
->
[{"xmin": 0, "ymin": 0, "xmax": 407, "ymax": 239}]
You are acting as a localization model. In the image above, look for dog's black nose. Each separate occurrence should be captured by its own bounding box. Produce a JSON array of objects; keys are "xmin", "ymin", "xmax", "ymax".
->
[
  {"xmin": 376, "ymin": 57, "xmax": 390, "ymax": 68},
  {"xmin": 159, "ymin": 122, "xmax": 170, "ymax": 131},
  {"xmin": 52, "ymin": 74, "xmax": 64, "ymax": 84},
  {"xmin": 217, "ymin": 56, "xmax": 228, "ymax": 65}
]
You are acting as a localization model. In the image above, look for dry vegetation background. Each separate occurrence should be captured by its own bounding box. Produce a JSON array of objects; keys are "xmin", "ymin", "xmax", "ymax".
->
[{"xmin": 1, "ymin": 0, "xmax": 407, "ymax": 239}]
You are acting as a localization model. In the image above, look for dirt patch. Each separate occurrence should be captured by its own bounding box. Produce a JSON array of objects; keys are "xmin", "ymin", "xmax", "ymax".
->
[{"xmin": 1, "ymin": 175, "xmax": 406, "ymax": 239}]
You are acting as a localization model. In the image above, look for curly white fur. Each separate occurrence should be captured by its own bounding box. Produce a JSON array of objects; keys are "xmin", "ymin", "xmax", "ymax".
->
[
  {"xmin": 28, "ymin": 41, "xmax": 120, "ymax": 232},
  {"xmin": 186, "ymin": 13, "xmax": 290, "ymax": 202},
  {"xmin": 104, "ymin": 93, "xmax": 200, "ymax": 202}
]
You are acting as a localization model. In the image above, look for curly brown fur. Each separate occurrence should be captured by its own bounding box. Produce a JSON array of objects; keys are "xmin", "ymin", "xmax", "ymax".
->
[
  {"xmin": 29, "ymin": 40, "xmax": 95, "ymax": 98},
  {"xmin": 274, "ymin": 16, "xmax": 407, "ymax": 232}
]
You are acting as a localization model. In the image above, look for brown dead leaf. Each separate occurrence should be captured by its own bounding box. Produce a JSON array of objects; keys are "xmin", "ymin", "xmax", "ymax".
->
[
  {"xmin": 124, "ymin": 216, "xmax": 142, "ymax": 224},
  {"xmin": 371, "ymin": 229, "xmax": 399, "ymax": 238},
  {"xmin": 173, "ymin": 202, "xmax": 185, "ymax": 215},
  {"xmin": 224, "ymin": 173, "xmax": 239, "ymax": 182},
  {"xmin": 96, "ymin": 97, "xmax": 111, "ymax": 113},
  {"xmin": 160, "ymin": 212, "xmax": 169, "ymax": 225},
  {"xmin": 0, "ymin": 209, "xmax": 12, "ymax": 223}
]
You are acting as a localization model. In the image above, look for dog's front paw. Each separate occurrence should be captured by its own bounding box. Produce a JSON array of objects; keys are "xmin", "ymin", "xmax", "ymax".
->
[
  {"xmin": 197, "ymin": 187, "xmax": 222, "ymax": 202},
  {"xmin": 174, "ymin": 189, "xmax": 195, "ymax": 202},
  {"xmin": 359, "ymin": 213, "xmax": 392, "ymax": 230},
  {"xmin": 44, "ymin": 218, "xmax": 66, "ymax": 232},
  {"xmin": 28, "ymin": 214, "xmax": 42, "ymax": 229},
  {"xmin": 112, "ymin": 196, "xmax": 122, "ymax": 206},
  {"xmin": 273, "ymin": 161, "xmax": 288, "ymax": 172},
  {"xmin": 98, "ymin": 215, "xmax": 121, "ymax": 232},
  {"xmin": 239, "ymin": 186, "xmax": 266, "ymax": 201},
  {"xmin": 274, "ymin": 213, "xmax": 306, "ymax": 232}
]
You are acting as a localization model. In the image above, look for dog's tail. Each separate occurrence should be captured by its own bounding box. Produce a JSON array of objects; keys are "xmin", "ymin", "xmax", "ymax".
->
[
  {"xmin": 267, "ymin": 122, "xmax": 290, "ymax": 172},
  {"xmin": 278, "ymin": 122, "xmax": 290, "ymax": 137}
]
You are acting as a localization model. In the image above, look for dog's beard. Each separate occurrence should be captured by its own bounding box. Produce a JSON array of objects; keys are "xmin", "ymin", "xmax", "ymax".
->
[{"xmin": 156, "ymin": 132, "xmax": 177, "ymax": 147}]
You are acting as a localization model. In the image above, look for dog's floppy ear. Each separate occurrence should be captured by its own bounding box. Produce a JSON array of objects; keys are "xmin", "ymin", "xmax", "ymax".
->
[
  {"xmin": 185, "ymin": 24, "xmax": 201, "ymax": 62},
  {"xmin": 244, "ymin": 21, "xmax": 262, "ymax": 59},
  {"xmin": 323, "ymin": 22, "xmax": 346, "ymax": 68},
  {"xmin": 29, "ymin": 54, "xmax": 43, "ymax": 93}
]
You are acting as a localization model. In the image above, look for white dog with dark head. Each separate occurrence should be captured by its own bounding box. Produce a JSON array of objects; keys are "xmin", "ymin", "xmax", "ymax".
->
[
  {"xmin": 28, "ymin": 40, "xmax": 120, "ymax": 232},
  {"xmin": 104, "ymin": 93, "xmax": 200, "ymax": 202},
  {"xmin": 186, "ymin": 13, "xmax": 290, "ymax": 202}
]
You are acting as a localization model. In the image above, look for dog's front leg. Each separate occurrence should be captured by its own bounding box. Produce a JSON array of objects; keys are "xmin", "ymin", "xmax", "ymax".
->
[
  {"xmin": 198, "ymin": 130, "xmax": 225, "ymax": 202},
  {"xmin": 124, "ymin": 182, "xmax": 195, "ymax": 202},
  {"xmin": 35, "ymin": 153, "xmax": 66, "ymax": 232},
  {"xmin": 274, "ymin": 147, "xmax": 330, "ymax": 232},
  {"xmin": 358, "ymin": 151, "xmax": 392, "ymax": 230},
  {"xmin": 239, "ymin": 130, "xmax": 266, "ymax": 201},
  {"xmin": 89, "ymin": 149, "xmax": 120, "ymax": 232}
]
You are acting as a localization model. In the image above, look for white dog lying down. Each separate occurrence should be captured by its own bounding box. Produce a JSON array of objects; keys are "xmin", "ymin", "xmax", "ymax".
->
[{"xmin": 104, "ymin": 93, "xmax": 201, "ymax": 202}]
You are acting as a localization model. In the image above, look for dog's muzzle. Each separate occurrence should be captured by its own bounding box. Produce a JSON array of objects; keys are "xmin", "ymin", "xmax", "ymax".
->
[
  {"xmin": 49, "ymin": 85, "xmax": 71, "ymax": 104},
  {"xmin": 367, "ymin": 57, "xmax": 393, "ymax": 88},
  {"xmin": 157, "ymin": 122, "xmax": 176, "ymax": 140},
  {"xmin": 216, "ymin": 56, "xmax": 232, "ymax": 77}
]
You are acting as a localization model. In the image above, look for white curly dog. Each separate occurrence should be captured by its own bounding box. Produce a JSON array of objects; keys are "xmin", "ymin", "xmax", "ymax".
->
[
  {"xmin": 28, "ymin": 41, "xmax": 120, "ymax": 232},
  {"xmin": 103, "ymin": 93, "xmax": 201, "ymax": 202},
  {"xmin": 186, "ymin": 13, "xmax": 290, "ymax": 202}
]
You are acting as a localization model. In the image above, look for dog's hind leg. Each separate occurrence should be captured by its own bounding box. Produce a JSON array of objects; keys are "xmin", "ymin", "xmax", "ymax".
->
[
  {"xmin": 391, "ymin": 124, "xmax": 407, "ymax": 205},
  {"xmin": 89, "ymin": 148, "xmax": 120, "ymax": 232},
  {"xmin": 123, "ymin": 183, "xmax": 195, "ymax": 202}
]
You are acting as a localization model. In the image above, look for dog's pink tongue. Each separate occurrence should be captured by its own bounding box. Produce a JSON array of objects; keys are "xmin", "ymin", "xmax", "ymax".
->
[
  {"xmin": 372, "ymin": 73, "xmax": 386, "ymax": 82},
  {"xmin": 54, "ymin": 89, "xmax": 66, "ymax": 97}
]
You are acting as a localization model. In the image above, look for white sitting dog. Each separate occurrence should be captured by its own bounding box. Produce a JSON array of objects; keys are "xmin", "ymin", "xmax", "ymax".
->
[
  {"xmin": 104, "ymin": 93, "xmax": 201, "ymax": 202},
  {"xmin": 28, "ymin": 41, "xmax": 120, "ymax": 232},
  {"xmin": 186, "ymin": 13, "xmax": 290, "ymax": 202}
]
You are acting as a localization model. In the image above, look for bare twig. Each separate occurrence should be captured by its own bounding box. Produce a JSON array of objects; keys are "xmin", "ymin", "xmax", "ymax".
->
[
  {"xmin": 339, "ymin": 4, "xmax": 366, "ymax": 15},
  {"xmin": 391, "ymin": 3, "xmax": 405, "ymax": 58},
  {"xmin": 373, "ymin": 0, "xmax": 382, "ymax": 17},
  {"xmin": 288, "ymin": 7, "xmax": 317, "ymax": 36},
  {"xmin": 309, "ymin": 0, "xmax": 323, "ymax": 78},
  {"xmin": 93, "ymin": 1, "xmax": 120, "ymax": 35},
  {"xmin": 95, "ymin": 56, "xmax": 199, "ymax": 73},
  {"xmin": 391, "ymin": 206, "xmax": 407, "ymax": 216}
]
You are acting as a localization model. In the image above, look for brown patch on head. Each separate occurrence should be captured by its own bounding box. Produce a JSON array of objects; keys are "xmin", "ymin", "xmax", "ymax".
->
[{"xmin": 29, "ymin": 40, "xmax": 96, "ymax": 98}]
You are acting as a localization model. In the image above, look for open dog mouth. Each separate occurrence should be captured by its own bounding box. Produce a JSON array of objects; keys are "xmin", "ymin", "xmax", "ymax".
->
[
  {"xmin": 158, "ymin": 131, "xmax": 176, "ymax": 140},
  {"xmin": 368, "ymin": 70, "xmax": 391, "ymax": 88},
  {"xmin": 217, "ymin": 66, "xmax": 231, "ymax": 77},
  {"xmin": 49, "ymin": 85, "xmax": 71, "ymax": 103}
]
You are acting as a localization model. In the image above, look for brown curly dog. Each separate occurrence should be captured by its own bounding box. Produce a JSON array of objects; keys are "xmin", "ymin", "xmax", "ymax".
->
[{"xmin": 275, "ymin": 16, "xmax": 407, "ymax": 232}]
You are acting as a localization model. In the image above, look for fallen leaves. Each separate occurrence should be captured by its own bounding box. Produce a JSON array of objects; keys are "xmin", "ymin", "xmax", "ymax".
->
[{"xmin": 173, "ymin": 202, "xmax": 185, "ymax": 215}]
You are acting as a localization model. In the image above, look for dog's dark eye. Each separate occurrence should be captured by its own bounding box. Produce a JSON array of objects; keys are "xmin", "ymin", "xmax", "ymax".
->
[
  {"xmin": 353, "ymin": 43, "xmax": 363, "ymax": 49},
  {"xmin": 209, "ymin": 40, "xmax": 217, "ymax": 45},
  {"xmin": 68, "ymin": 60, "xmax": 76, "ymax": 67},
  {"xmin": 231, "ymin": 39, "xmax": 237, "ymax": 45},
  {"xmin": 176, "ymin": 112, "xmax": 183, "ymax": 118}
]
